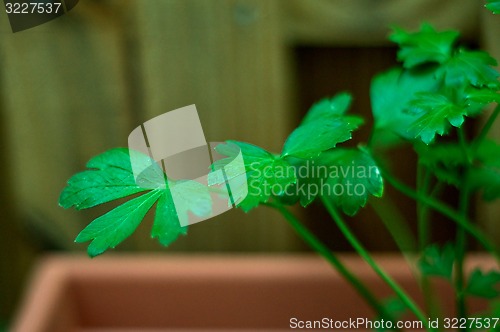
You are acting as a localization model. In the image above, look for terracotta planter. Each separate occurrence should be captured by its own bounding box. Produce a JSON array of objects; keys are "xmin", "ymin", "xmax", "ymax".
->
[{"xmin": 12, "ymin": 254, "xmax": 495, "ymax": 331}]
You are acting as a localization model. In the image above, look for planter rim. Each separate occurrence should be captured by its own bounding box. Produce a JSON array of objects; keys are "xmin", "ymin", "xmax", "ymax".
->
[{"xmin": 12, "ymin": 253, "xmax": 497, "ymax": 332}]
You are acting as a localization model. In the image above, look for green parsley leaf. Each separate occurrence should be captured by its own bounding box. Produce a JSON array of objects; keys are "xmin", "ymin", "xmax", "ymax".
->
[
  {"xmin": 415, "ymin": 142, "xmax": 465, "ymax": 167},
  {"xmin": 152, "ymin": 190, "xmax": 188, "ymax": 246},
  {"xmin": 467, "ymin": 139, "xmax": 500, "ymax": 201},
  {"xmin": 318, "ymin": 148, "xmax": 384, "ymax": 216},
  {"xmin": 212, "ymin": 141, "xmax": 296, "ymax": 212},
  {"xmin": 477, "ymin": 139, "xmax": 500, "ymax": 168},
  {"xmin": 414, "ymin": 142, "xmax": 464, "ymax": 186},
  {"xmin": 208, "ymin": 140, "xmax": 249, "ymax": 206},
  {"xmin": 371, "ymin": 67, "xmax": 440, "ymax": 145},
  {"xmin": 59, "ymin": 148, "xmax": 162, "ymax": 209},
  {"xmin": 465, "ymin": 87, "xmax": 500, "ymax": 106},
  {"xmin": 419, "ymin": 243, "xmax": 455, "ymax": 280},
  {"xmin": 468, "ymin": 167, "xmax": 500, "ymax": 201},
  {"xmin": 301, "ymin": 92, "xmax": 352, "ymax": 124},
  {"xmin": 75, "ymin": 189, "xmax": 163, "ymax": 257},
  {"xmin": 61, "ymin": 148, "xmax": 199, "ymax": 256},
  {"xmin": 406, "ymin": 92, "xmax": 467, "ymax": 144},
  {"xmin": 389, "ymin": 23, "xmax": 459, "ymax": 68},
  {"xmin": 169, "ymin": 180, "xmax": 212, "ymax": 224},
  {"xmin": 465, "ymin": 269, "xmax": 500, "ymax": 299},
  {"xmin": 282, "ymin": 93, "xmax": 363, "ymax": 159},
  {"xmin": 438, "ymin": 49, "xmax": 500, "ymax": 89},
  {"xmin": 273, "ymin": 157, "xmax": 327, "ymax": 208},
  {"xmin": 281, "ymin": 117, "xmax": 363, "ymax": 159},
  {"xmin": 486, "ymin": 0, "xmax": 500, "ymax": 14},
  {"xmin": 86, "ymin": 148, "xmax": 167, "ymax": 189},
  {"xmin": 416, "ymin": 139, "xmax": 500, "ymax": 200}
]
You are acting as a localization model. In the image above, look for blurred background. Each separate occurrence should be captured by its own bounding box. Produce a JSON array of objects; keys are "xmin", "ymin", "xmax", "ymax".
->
[{"xmin": 0, "ymin": 0, "xmax": 499, "ymax": 327}]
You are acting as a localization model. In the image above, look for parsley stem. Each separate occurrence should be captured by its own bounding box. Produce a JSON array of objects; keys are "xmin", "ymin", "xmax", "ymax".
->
[
  {"xmin": 264, "ymin": 202, "xmax": 400, "ymax": 330},
  {"xmin": 455, "ymin": 182, "xmax": 469, "ymax": 330},
  {"xmin": 417, "ymin": 164, "xmax": 432, "ymax": 250},
  {"xmin": 321, "ymin": 197, "xmax": 431, "ymax": 330},
  {"xmin": 456, "ymin": 126, "xmax": 471, "ymax": 329},
  {"xmin": 369, "ymin": 198, "xmax": 417, "ymax": 253},
  {"xmin": 416, "ymin": 163, "xmax": 442, "ymax": 323},
  {"xmin": 377, "ymin": 164, "xmax": 499, "ymax": 259}
]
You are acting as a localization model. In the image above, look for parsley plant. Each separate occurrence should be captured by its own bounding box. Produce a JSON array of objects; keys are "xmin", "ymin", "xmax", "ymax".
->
[{"xmin": 60, "ymin": 23, "xmax": 500, "ymax": 331}]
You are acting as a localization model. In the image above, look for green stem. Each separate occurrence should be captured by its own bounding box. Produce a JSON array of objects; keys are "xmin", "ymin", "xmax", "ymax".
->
[
  {"xmin": 458, "ymin": 126, "xmax": 472, "ymax": 164},
  {"xmin": 416, "ymin": 164, "xmax": 442, "ymax": 325},
  {"xmin": 321, "ymin": 197, "xmax": 431, "ymax": 330},
  {"xmin": 369, "ymin": 198, "xmax": 417, "ymax": 252},
  {"xmin": 370, "ymin": 180, "xmax": 444, "ymax": 327},
  {"xmin": 455, "ymin": 183, "xmax": 469, "ymax": 328},
  {"xmin": 377, "ymin": 165, "xmax": 499, "ymax": 259},
  {"xmin": 456, "ymin": 127, "xmax": 471, "ymax": 329},
  {"xmin": 264, "ymin": 202, "xmax": 399, "ymax": 329},
  {"xmin": 417, "ymin": 164, "xmax": 432, "ymax": 250}
]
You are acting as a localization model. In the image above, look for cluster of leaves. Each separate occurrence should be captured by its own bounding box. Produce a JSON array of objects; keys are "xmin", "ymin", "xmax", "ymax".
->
[
  {"xmin": 415, "ymin": 139, "xmax": 500, "ymax": 201},
  {"xmin": 419, "ymin": 243, "xmax": 500, "ymax": 299},
  {"xmin": 210, "ymin": 92, "xmax": 384, "ymax": 216},
  {"xmin": 375, "ymin": 23, "xmax": 500, "ymax": 304},
  {"xmin": 60, "ymin": 92, "xmax": 385, "ymax": 255},
  {"xmin": 372, "ymin": 23, "xmax": 499, "ymax": 145},
  {"xmin": 372, "ymin": 23, "xmax": 500, "ymax": 216}
]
